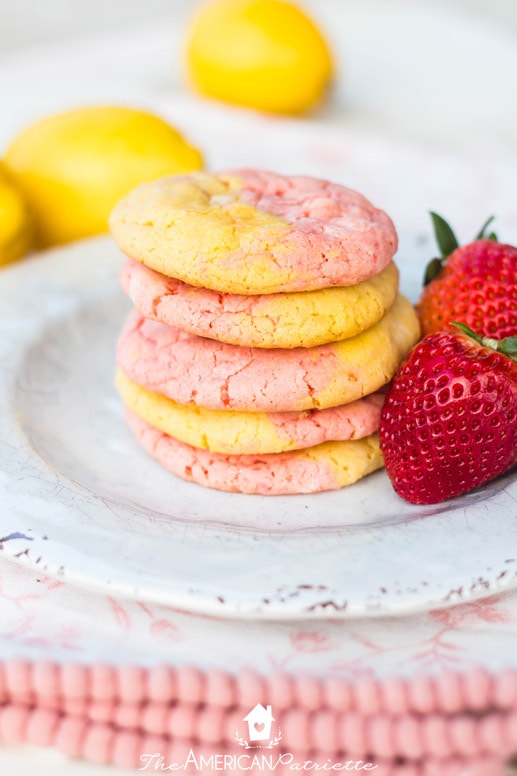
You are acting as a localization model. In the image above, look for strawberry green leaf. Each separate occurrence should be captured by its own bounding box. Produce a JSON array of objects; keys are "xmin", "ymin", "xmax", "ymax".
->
[
  {"xmin": 451, "ymin": 322, "xmax": 484, "ymax": 344},
  {"xmin": 452, "ymin": 322, "xmax": 517, "ymax": 362},
  {"xmin": 474, "ymin": 215, "xmax": 496, "ymax": 241},
  {"xmin": 430, "ymin": 212, "xmax": 459, "ymax": 258},
  {"xmin": 423, "ymin": 257, "xmax": 443, "ymax": 286},
  {"xmin": 487, "ymin": 231, "xmax": 498, "ymax": 241},
  {"xmin": 499, "ymin": 336, "xmax": 517, "ymax": 361}
]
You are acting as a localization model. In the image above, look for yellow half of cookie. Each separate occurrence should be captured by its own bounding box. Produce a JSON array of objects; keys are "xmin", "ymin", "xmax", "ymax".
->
[{"xmin": 212, "ymin": 261, "xmax": 400, "ymax": 348}]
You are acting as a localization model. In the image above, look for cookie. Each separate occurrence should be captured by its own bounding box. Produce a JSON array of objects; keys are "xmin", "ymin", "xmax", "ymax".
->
[
  {"xmin": 110, "ymin": 170, "xmax": 398, "ymax": 294},
  {"xmin": 116, "ymin": 295, "xmax": 420, "ymax": 413},
  {"xmin": 126, "ymin": 410, "xmax": 384, "ymax": 495},
  {"xmin": 116, "ymin": 368, "xmax": 384, "ymax": 455},
  {"xmin": 119, "ymin": 259, "xmax": 399, "ymax": 349}
]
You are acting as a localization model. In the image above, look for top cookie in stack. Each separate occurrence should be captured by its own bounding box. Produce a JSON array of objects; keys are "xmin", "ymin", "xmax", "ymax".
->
[{"xmin": 110, "ymin": 170, "xmax": 420, "ymax": 495}]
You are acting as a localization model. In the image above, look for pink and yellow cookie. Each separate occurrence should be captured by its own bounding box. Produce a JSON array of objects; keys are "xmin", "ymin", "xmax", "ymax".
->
[
  {"xmin": 116, "ymin": 368, "xmax": 384, "ymax": 455},
  {"xmin": 109, "ymin": 170, "xmax": 398, "ymax": 295},
  {"xmin": 116, "ymin": 295, "xmax": 420, "ymax": 413},
  {"xmin": 126, "ymin": 410, "xmax": 384, "ymax": 495},
  {"xmin": 119, "ymin": 259, "xmax": 399, "ymax": 349}
]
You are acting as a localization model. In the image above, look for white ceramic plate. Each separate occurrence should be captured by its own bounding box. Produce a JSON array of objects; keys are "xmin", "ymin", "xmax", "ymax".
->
[
  {"xmin": 0, "ymin": 233, "xmax": 516, "ymax": 619},
  {"xmin": 1, "ymin": 117, "xmax": 517, "ymax": 620}
]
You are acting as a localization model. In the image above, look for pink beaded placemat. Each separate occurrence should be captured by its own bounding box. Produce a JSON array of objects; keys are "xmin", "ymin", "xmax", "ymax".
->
[{"xmin": 1, "ymin": 556, "xmax": 517, "ymax": 775}]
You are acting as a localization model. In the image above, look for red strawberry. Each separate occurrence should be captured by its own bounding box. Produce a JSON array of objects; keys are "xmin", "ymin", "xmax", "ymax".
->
[
  {"xmin": 417, "ymin": 213, "xmax": 517, "ymax": 339},
  {"xmin": 379, "ymin": 324, "xmax": 517, "ymax": 505}
]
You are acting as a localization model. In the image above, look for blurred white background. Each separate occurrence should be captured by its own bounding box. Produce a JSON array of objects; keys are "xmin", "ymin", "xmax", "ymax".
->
[
  {"xmin": 1, "ymin": 0, "xmax": 517, "ymax": 155},
  {"xmin": 0, "ymin": 0, "xmax": 516, "ymax": 51}
]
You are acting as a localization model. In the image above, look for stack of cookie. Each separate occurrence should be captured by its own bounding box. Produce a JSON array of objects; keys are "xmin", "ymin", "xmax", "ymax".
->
[{"xmin": 110, "ymin": 170, "xmax": 420, "ymax": 495}]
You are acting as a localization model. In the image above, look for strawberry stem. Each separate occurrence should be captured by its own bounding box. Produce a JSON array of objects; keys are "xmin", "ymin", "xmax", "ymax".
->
[
  {"xmin": 474, "ymin": 215, "xmax": 497, "ymax": 241},
  {"xmin": 451, "ymin": 322, "xmax": 517, "ymax": 362}
]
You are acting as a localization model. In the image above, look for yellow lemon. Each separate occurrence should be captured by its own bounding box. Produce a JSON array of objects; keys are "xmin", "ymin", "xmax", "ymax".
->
[
  {"xmin": 0, "ymin": 163, "xmax": 33, "ymax": 267},
  {"xmin": 4, "ymin": 107, "xmax": 203, "ymax": 248},
  {"xmin": 185, "ymin": 0, "xmax": 333, "ymax": 114}
]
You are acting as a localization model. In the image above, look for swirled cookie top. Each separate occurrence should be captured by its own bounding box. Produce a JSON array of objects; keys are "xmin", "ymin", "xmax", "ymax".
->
[{"xmin": 110, "ymin": 170, "xmax": 398, "ymax": 294}]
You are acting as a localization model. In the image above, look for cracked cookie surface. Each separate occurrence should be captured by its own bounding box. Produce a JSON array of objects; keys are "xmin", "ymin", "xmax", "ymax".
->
[
  {"xmin": 115, "ymin": 370, "xmax": 384, "ymax": 455},
  {"xmin": 116, "ymin": 369, "xmax": 383, "ymax": 455},
  {"xmin": 116, "ymin": 295, "xmax": 420, "ymax": 413},
  {"xmin": 120, "ymin": 259, "xmax": 399, "ymax": 348},
  {"xmin": 126, "ymin": 410, "xmax": 384, "ymax": 495},
  {"xmin": 110, "ymin": 170, "xmax": 398, "ymax": 294}
]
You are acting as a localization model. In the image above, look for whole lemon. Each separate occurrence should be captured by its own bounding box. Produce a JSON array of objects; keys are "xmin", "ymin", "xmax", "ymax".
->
[
  {"xmin": 0, "ymin": 163, "xmax": 33, "ymax": 267},
  {"xmin": 4, "ymin": 107, "xmax": 203, "ymax": 248},
  {"xmin": 185, "ymin": 0, "xmax": 333, "ymax": 114}
]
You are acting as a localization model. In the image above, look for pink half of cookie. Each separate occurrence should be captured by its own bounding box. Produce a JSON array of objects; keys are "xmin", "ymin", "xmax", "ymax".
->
[
  {"xmin": 220, "ymin": 169, "xmax": 398, "ymax": 287},
  {"xmin": 125, "ymin": 410, "xmax": 383, "ymax": 496}
]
